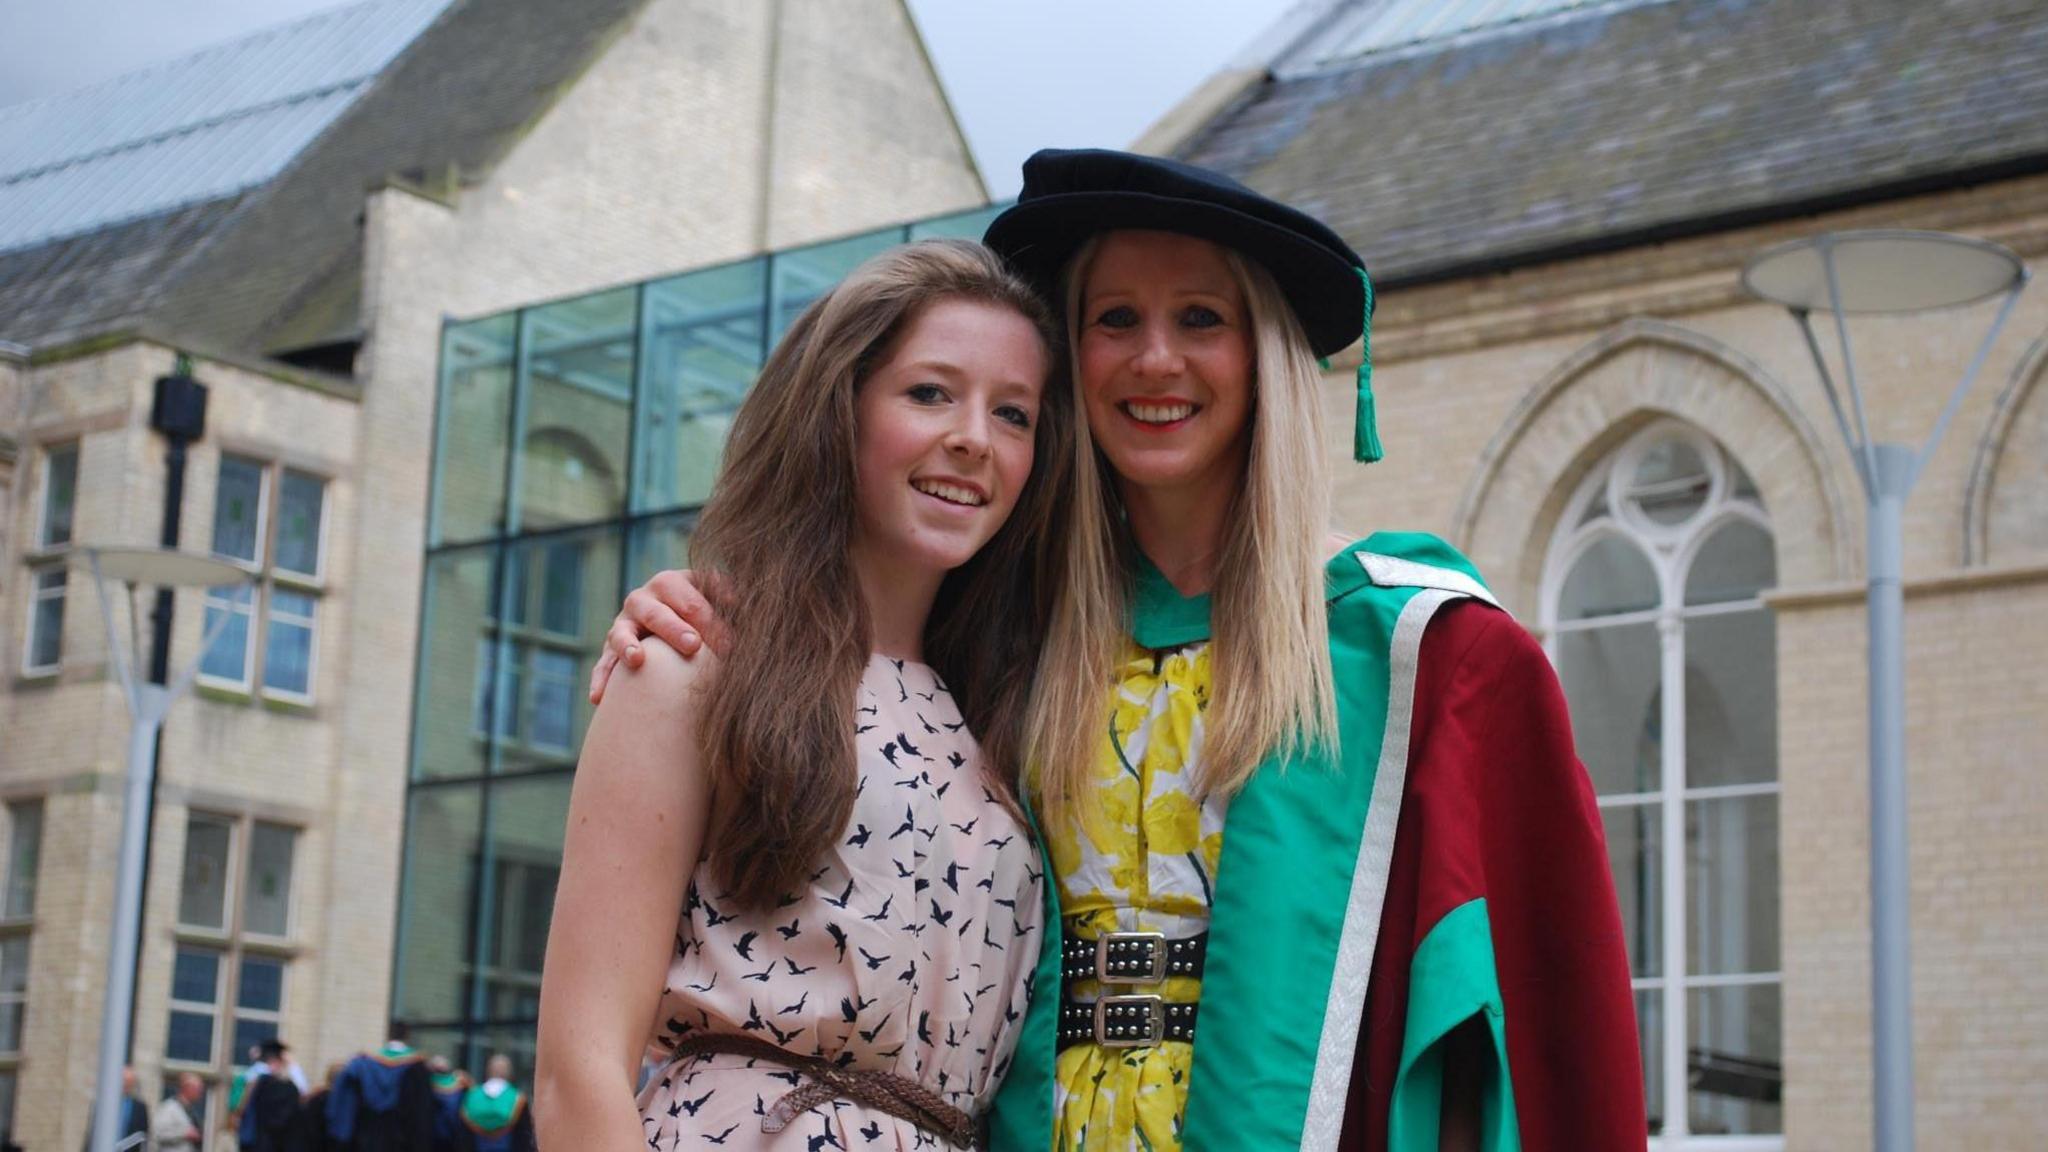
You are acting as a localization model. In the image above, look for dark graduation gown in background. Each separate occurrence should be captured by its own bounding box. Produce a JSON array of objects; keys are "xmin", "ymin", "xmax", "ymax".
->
[
  {"xmin": 324, "ymin": 1048, "xmax": 438, "ymax": 1152},
  {"xmin": 239, "ymin": 1074, "xmax": 301, "ymax": 1152}
]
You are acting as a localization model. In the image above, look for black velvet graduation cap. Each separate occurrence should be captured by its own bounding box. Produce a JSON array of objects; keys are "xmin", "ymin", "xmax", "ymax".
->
[{"xmin": 984, "ymin": 148, "xmax": 1383, "ymax": 461}]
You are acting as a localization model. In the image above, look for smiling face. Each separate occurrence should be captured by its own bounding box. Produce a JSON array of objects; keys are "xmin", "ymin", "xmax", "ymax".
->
[
  {"xmin": 851, "ymin": 296, "xmax": 1047, "ymax": 579},
  {"xmin": 1075, "ymin": 230, "xmax": 1255, "ymax": 503}
]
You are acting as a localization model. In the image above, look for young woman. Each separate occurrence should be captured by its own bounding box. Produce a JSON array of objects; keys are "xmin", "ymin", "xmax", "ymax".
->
[
  {"xmin": 589, "ymin": 151, "xmax": 1645, "ymax": 1152},
  {"xmin": 535, "ymin": 240, "xmax": 1074, "ymax": 1152}
]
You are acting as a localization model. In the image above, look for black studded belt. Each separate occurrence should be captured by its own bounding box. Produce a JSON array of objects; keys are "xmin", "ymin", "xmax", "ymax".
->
[
  {"xmin": 1056, "ymin": 930, "xmax": 1206, "ymax": 1051},
  {"xmin": 1060, "ymin": 931, "xmax": 1207, "ymax": 984},
  {"xmin": 1057, "ymin": 995, "xmax": 1199, "ymax": 1051}
]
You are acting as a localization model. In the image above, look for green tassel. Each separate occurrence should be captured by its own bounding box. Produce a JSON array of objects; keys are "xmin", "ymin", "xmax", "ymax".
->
[{"xmin": 1354, "ymin": 268, "xmax": 1383, "ymax": 463}]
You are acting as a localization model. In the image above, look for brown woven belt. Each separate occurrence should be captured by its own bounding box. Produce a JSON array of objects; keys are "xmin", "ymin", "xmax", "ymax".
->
[{"xmin": 667, "ymin": 1031, "xmax": 979, "ymax": 1149}]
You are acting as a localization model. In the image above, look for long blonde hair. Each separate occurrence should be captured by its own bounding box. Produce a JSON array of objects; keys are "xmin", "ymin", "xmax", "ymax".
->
[{"xmin": 1022, "ymin": 237, "xmax": 1338, "ymax": 825}]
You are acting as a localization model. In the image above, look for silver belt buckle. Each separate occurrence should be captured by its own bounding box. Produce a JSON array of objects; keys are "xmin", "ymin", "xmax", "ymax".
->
[
  {"xmin": 1093, "ymin": 994, "xmax": 1165, "ymax": 1048},
  {"xmin": 1094, "ymin": 931, "xmax": 1168, "ymax": 985}
]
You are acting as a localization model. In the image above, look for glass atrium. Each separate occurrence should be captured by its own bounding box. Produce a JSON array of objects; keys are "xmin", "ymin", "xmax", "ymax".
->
[{"xmin": 394, "ymin": 204, "xmax": 1004, "ymax": 1072}]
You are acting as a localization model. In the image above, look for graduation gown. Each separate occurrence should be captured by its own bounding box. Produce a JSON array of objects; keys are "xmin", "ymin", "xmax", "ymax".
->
[
  {"xmin": 988, "ymin": 533, "xmax": 1643, "ymax": 1151},
  {"xmin": 449, "ymin": 1084, "xmax": 535, "ymax": 1152},
  {"xmin": 325, "ymin": 1046, "xmax": 438, "ymax": 1152},
  {"xmin": 240, "ymin": 1074, "xmax": 301, "ymax": 1152}
]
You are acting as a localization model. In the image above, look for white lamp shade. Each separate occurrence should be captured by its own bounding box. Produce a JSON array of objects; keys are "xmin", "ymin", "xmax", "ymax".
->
[
  {"xmin": 1742, "ymin": 229, "xmax": 2024, "ymax": 314},
  {"xmin": 71, "ymin": 546, "xmax": 253, "ymax": 589}
]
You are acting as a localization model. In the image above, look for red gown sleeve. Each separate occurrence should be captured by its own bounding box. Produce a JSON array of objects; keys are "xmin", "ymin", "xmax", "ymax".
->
[{"xmin": 1340, "ymin": 601, "xmax": 1646, "ymax": 1150}]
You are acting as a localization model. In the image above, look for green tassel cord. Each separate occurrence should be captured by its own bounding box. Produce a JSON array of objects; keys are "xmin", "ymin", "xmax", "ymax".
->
[{"xmin": 1353, "ymin": 267, "xmax": 1383, "ymax": 463}]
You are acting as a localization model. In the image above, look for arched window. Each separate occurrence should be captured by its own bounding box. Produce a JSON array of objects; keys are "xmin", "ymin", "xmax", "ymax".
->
[{"xmin": 1541, "ymin": 421, "xmax": 1782, "ymax": 1145}]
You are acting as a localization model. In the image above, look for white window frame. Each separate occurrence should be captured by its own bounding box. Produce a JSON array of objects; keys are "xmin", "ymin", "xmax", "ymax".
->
[
  {"xmin": 21, "ymin": 566, "xmax": 65, "ymax": 676},
  {"xmin": 1540, "ymin": 420, "xmax": 1783, "ymax": 1150},
  {"xmin": 197, "ymin": 455, "xmax": 330, "ymax": 703},
  {"xmin": 33, "ymin": 441, "xmax": 79, "ymax": 552},
  {"xmin": 168, "ymin": 814, "xmax": 298, "ymax": 1082}
]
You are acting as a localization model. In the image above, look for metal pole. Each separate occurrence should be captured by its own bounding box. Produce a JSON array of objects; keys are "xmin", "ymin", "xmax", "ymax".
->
[
  {"xmin": 90, "ymin": 684, "xmax": 167, "ymax": 1152},
  {"xmin": 1866, "ymin": 443, "xmax": 1917, "ymax": 1152}
]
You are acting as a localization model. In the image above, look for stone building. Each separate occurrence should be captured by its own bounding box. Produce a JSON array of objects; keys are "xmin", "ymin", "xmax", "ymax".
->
[
  {"xmin": 1130, "ymin": 0, "xmax": 2046, "ymax": 1147},
  {"xmin": 0, "ymin": 0, "xmax": 984, "ymax": 1146}
]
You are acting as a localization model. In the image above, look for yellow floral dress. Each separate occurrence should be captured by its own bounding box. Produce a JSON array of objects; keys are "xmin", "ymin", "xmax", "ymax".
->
[{"xmin": 1046, "ymin": 637, "xmax": 1227, "ymax": 1152}]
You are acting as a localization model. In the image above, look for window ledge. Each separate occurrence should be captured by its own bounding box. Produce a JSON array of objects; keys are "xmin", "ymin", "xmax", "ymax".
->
[
  {"xmin": 13, "ymin": 668, "xmax": 60, "ymax": 689},
  {"xmin": 21, "ymin": 545, "xmax": 71, "ymax": 565},
  {"xmin": 258, "ymin": 693, "xmax": 316, "ymax": 717},
  {"xmin": 272, "ymin": 571, "xmax": 326, "ymax": 594},
  {"xmin": 196, "ymin": 682, "xmax": 254, "ymax": 707}
]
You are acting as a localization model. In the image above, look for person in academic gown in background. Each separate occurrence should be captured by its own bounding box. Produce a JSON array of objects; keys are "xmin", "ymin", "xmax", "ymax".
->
[
  {"xmin": 449, "ymin": 1056, "xmax": 534, "ymax": 1152},
  {"xmin": 240, "ymin": 1042, "xmax": 301, "ymax": 1152},
  {"xmin": 323, "ymin": 1023, "xmax": 438, "ymax": 1152}
]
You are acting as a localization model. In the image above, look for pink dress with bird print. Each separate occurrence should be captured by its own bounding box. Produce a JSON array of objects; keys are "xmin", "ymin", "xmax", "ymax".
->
[{"xmin": 637, "ymin": 654, "xmax": 1045, "ymax": 1151}]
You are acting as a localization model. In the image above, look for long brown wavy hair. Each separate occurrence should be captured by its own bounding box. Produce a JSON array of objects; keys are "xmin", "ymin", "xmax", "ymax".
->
[{"xmin": 690, "ymin": 239, "xmax": 1071, "ymax": 908}]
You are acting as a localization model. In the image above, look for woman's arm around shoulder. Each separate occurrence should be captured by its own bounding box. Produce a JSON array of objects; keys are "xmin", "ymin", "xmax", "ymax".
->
[{"xmin": 536, "ymin": 642, "xmax": 717, "ymax": 1151}]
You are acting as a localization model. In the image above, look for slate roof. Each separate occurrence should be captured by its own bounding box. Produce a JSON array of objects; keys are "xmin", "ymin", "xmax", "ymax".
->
[
  {"xmin": 0, "ymin": 0, "xmax": 650, "ymax": 354},
  {"xmin": 0, "ymin": 0, "xmax": 452, "ymax": 254},
  {"xmin": 1177, "ymin": 0, "xmax": 2048, "ymax": 286}
]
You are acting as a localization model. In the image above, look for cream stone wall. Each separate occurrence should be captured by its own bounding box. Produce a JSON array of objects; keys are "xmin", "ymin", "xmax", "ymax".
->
[{"xmin": 1343, "ymin": 173, "xmax": 2048, "ymax": 1147}]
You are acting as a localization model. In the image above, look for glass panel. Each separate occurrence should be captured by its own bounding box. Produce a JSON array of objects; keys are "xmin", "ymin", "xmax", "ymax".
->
[
  {"xmin": 1626, "ymin": 436, "xmax": 1711, "ymax": 526},
  {"xmin": 5, "ymin": 801, "xmax": 42, "ymax": 918},
  {"xmin": 477, "ymin": 1026, "xmax": 536, "ymax": 1089},
  {"xmin": 1686, "ymin": 983, "xmax": 1782, "ymax": 1135},
  {"xmin": 626, "ymin": 513, "xmax": 694, "ymax": 590},
  {"xmin": 482, "ymin": 775, "xmax": 571, "ymax": 1023},
  {"xmin": 178, "ymin": 818, "xmax": 233, "ymax": 930},
  {"xmin": 1684, "ymin": 611, "xmax": 1777, "ymax": 789},
  {"xmin": 0, "ymin": 938, "xmax": 28, "ymax": 1052},
  {"xmin": 233, "ymin": 1016, "xmax": 279, "ymax": 1064},
  {"xmin": 1555, "ymin": 622, "xmax": 1661, "ymax": 794},
  {"xmin": 497, "ymin": 529, "xmax": 620, "ymax": 774},
  {"xmin": 1685, "ymin": 519, "xmax": 1776, "ymax": 605},
  {"xmin": 172, "ymin": 946, "xmax": 222, "ymax": 1003},
  {"xmin": 40, "ymin": 442, "xmax": 78, "ymax": 547},
  {"xmin": 518, "ymin": 287, "xmax": 636, "ymax": 532},
  {"xmin": 1601, "ymin": 802, "xmax": 1661, "ymax": 978},
  {"xmin": 0, "ymin": 1069, "xmax": 15, "ymax": 1141},
  {"xmin": 262, "ymin": 591, "xmax": 317, "ymax": 697},
  {"xmin": 635, "ymin": 260, "xmax": 766, "ymax": 513},
  {"xmin": 768, "ymin": 230, "xmax": 899, "ymax": 343},
  {"xmin": 1687, "ymin": 795, "xmax": 1780, "ymax": 976},
  {"xmin": 433, "ymin": 314, "xmax": 520, "ymax": 546},
  {"xmin": 275, "ymin": 470, "xmax": 326, "ymax": 577},
  {"xmin": 166, "ymin": 1010, "xmax": 215, "ymax": 1064},
  {"xmin": 1638, "ymin": 989, "xmax": 1663, "ymax": 1136},
  {"xmin": 27, "ymin": 568, "xmax": 64, "ymax": 670},
  {"xmin": 200, "ymin": 585, "xmax": 255, "ymax": 684},
  {"xmin": 408, "ymin": 1026, "xmax": 470, "ymax": 1076},
  {"xmin": 416, "ymin": 547, "xmax": 500, "ymax": 780},
  {"xmin": 212, "ymin": 455, "xmax": 265, "ymax": 564},
  {"xmin": 237, "ymin": 956, "xmax": 284, "ymax": 1012},
  {"xmin": 908, "ymin": 205, "xmax": 1002, "ymax": 241},
  {"xmin": 243, "ymin": 823, "xmax": 297, "ymax": 936},
  {"xmin": 394, "ymin": 787, "xmax": 482, "ymax": 1023},
  {"xmin": 1557, "ymin": 535, "xmax": 1658, "ymax": 620}
]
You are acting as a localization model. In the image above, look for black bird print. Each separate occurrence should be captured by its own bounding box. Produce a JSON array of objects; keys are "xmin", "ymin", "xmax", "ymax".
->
[
  {"xmin": 862, "ymin": 895, "xmax": 893, "ymax": 922},
  {"xmin": 983, "ymin": 923, "xmax": 1001, "ymax": 951},
  {"xmin": 685, "ymin": 973, "xmax": 718, "ymax": 993},
  {"xmin": 985, "ymin": 834, "xmax": 1014, "ymax": 850},
  {"xmin": 824, "ymin": 922, "xmax": 849, "ymax": 960},
  {"xmin": 678, "ymin": 1089, "xmax": 714, "ymax": 1117},
  {"xmin": 732, "ymin": 931, "xmax": 759, "ymax": 961},
  {"xmin": 860, "ymin": 1121, "xmax": 883, "ymax": 1142},
  {"xmin": 994, "ymin": 896, "xmax": 1017, "ymax": 910},
  {"xmin": 824, "ymin": 878, "xmax": 856, "ymax": 909},
  {"xmin": 704, "ymin": 1123, "xmax": 740, "ymax": 1144},
  {"xmin": 778, "ymin": 991, "xmax": 809, "ymax": 1016},
  {"xmin": 784, "ymin": 957, "xmax": 817, "ymax": 977},
  {"xmin": 840, "ymin": 997, "xmax": 859, "ymax": 1023},
  {"xmin": 889, "ymin": 806, "xmax": 916, "ymax": 840},
  {"xmin": 776, "ymin": 917, "xmax": 801, "ymax": 940},
  {"xmin": 855, "ymin": 722, "xmax": 876, "ymax": 735},
  {"xmin": 897, "ymin": 732, "xmax": 922, "ymax": 758},
  {"xmin": 953, "ymin": 751, "xmax": 969, "ymax": 770},
  {"xmin": 914, "ymin": 876, "xmax": 930, "ymax": 894},
  {"xmin": 808, "ymin": 1130, "xmax": 842, "ymax": 1152},
  {"xmin": 881, "ymin": 741, "xmax": 902, "ymax": 769},
  {"xmin": 919, "ymin": 712, "xmax": 938, "ymax": 735},
  {"xmin": 743, "ymin": 1002, "xmax": 766, "ymax": 1032},
  {"xmin": 951, "ymin": 817, "xmax": 978, "ymax": 836},
  {"xmin": 893, "ymin": 859, "xmax": 915, "ymax": 879},
  {"xmin": 702, "ymin": 900, "xmax": 736, "ymax": 926},
  {"xmin": 765, "ymin": 1016, "xmax": 801, "ymax": 1046},
  {"xmin": 956, "ymin": 916, "xmax": 975, "ymax": 938},
  {"xmin": 943, "ymin": 862, "xmax": 963, "ymax": 893},
  {"xmin": 934, "ymin": 779, "xmax": 952, "ymax": 799},
  {"xmin": 944, "ymin": 718, "xmax": 966, "ymax": 732},
  {"xmin": 916, "ymin": 1011, "xmax": 933, "ymax": 1046},
  {"xmin": 898, "ymin": 961, "xmax": 917, "ymax": 985},
  {"xmin": 857, "ymin": 1019, "xmax": 888, "ymax": 1043},
  {"xmin": 858, "ymin": 947, "xmax": 890, "ymax": 971},
  {"xmin": 945, "ymin": 1022, "xmax": 961, "ymax": 1049},
  {"xmin": 845, "ymin": 824, "xmax": 871, "ymax": 848},
  {"xmin": 977, "ymin": 873, "xmax": 994, "ymax": 891},
  {"xmin": 742, "ymin": 962, "xmax": 776, "ymax": 983},
  {"xmin": 929, "ymin": 899, "xmax": 953, "ymax": 927}
]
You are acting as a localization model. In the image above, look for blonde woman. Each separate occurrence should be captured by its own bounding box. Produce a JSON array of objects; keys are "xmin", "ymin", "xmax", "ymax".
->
[{"xmin": 590, "ymin": 151, "xmax": 1644, "ymax": 1152}]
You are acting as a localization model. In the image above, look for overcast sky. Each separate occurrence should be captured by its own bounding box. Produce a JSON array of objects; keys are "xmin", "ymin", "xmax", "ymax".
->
[{"xmin": 0, "ymin": 0, "xmax": 1297, "ymax": 197}]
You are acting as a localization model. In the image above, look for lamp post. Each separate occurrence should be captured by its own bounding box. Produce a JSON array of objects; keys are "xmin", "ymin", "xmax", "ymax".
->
[
  {"xmin": 76, "ymin": 546, "xmax": 251, "ymax": 1152},
  {"xmin": 1741, "ymin": 230, "xmax": 2029, "ymax": 1152}
]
